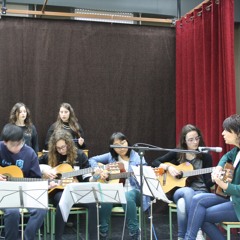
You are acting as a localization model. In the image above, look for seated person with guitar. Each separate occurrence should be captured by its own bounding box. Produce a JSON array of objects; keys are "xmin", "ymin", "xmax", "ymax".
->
[
  {"xmin": 0, "ymin": 124, "xmax": 47, "ymax": 240},
  {"xmin": 152, "ymin": 124, "xmax": 214, "ymax": 240},
  {"xmin": 89, "ymin": 132, "xmax": 150, "ymax": 240},
  {"xmin": 39, "ymin": 129, "xmax": 102, "ymax": 240},
  {"xmin": 184, "ymin": 114, "xmax": 240, "ymax": 240}
]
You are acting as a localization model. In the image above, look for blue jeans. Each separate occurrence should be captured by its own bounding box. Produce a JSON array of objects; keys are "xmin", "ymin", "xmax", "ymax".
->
[
  {"xmin": 99, "ymin": 189, "xmax": 140, "ymax": 236},
  {"xmin": 3, "ymin": 208, "xmax": 47, "ymax": 240},
  {"xmin": 173, "ymin": 187, "xmax": 205, "ymax": 238},
  {"xmin": 184, "ymin": 193, "xmax": 238, "ymax": 240}
]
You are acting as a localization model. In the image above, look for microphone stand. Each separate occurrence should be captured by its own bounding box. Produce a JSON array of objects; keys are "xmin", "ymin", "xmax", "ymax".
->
[{"xmin": 110, "ymin": 144, "xmax": 199, "ymax": 240}]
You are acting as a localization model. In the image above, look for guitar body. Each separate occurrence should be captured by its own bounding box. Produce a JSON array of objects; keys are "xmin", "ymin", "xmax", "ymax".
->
[
  {"xmin": 48, "ymin": 178, "xmax": 77, "ymax": 198},
  {"xmin": 0, "ymin": 165, "xmax": 24, "ymax": 178},
  {"xmin": 215, "ymin": 162, "xmax": 234, "ymax": 198},
  {"xmin": 156, "ymin": 162, "xmax": 193, "ymax": 193},
  {"xmin": 41, "ymin": 163, "xmax": 76, "ymax": 197}
]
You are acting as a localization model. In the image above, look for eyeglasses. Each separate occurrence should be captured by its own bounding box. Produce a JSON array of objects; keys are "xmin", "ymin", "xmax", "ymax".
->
[
  {"xmin": 56, "ymin": 145, "xmax": 67, "ymax": 152},
  {"xmin": 186, "ymin": 136, "xmax": 201, "ymax": 143},
  {"xmin": 113, "ymin": 140, "xmax": 127, "ymax": 147}
]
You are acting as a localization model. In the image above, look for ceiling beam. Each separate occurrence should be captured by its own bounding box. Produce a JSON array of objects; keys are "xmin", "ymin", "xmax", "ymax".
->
[{"xmin": 4, "ymin": 8, "xmax": 174, "ymax": 25}]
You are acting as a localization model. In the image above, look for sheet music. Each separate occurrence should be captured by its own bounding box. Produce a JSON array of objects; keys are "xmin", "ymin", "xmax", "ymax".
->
[
  {"xmin": 59, "ymin": 182, "xmax": 126, "ymax": 222},
  {"xmin": 0, "ymin": 181, "xmax": 49, "ymax": 209},
  {"xmin": 132, "ymin": 165, "xmax": 172, "ymax": 203}
]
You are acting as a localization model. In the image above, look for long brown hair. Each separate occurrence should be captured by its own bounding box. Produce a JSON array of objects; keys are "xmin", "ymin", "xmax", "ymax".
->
[
  {"xmin": 48, "ymin": 129, "xmax": 77, "ymax": 167},
  {"xmin": 178, "ymin": 124, "xmax": 205, "ymax": 162},
  {"xmin": 55, "ymin": 103, "xmax": 81, "ymax": 137},
  {"xmin": 9, "ymin": 102, "xmax": 32, "ymax": 134}
]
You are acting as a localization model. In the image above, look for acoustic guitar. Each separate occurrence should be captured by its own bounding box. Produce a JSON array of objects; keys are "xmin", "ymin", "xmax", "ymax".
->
[
  {"xmin": 154, "ymin": 162, "xmax": 215, "ymax": 193},
  {"xmin": 215, "ymin": 162, "xmax": 234, "ymax": 198},
  {"xmin": 40, "ymin": 163, "xmax": 96, "ymax": 196},
  {"xmin": 42, "ymin": 162, "xmax": 124, "ymax": 196},
  {"xmin": 0, "ymin": 164, "xmax": 96, "ymax": 197},
  {"xmin": 96, "ymin": 162, "xmax": 132, "ymax": 185}
]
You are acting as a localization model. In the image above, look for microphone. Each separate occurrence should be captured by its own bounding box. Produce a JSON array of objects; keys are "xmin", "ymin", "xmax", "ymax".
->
[{"xmin": 198, "ymin": 147, "xmax": 222, "ymax": 153}]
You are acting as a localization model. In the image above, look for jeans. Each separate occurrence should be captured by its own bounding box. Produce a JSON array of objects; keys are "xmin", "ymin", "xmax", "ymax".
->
[
  {"xmin": 173, "ymin": 187, "xmax": 205, "ymax": 238},
  {"xmin": 3, "ymin": 208, "xmax": 47, "ymax": 240},
  {"xmin": 99, "ymin": 189, "xmax": 140, "ymax": 236},
  {"xmin": 52, "ymin": 191, "xmax": 98, "ymax": 240},
  {"xmin": 184, "ymin": 193, "xmax": 238, "ymax": 240}
]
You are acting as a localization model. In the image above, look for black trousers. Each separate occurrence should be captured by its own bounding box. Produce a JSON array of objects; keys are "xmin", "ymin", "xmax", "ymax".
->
[{"xmin": 52, "ymin": 191, "xmax": 98, "ymax": 240}]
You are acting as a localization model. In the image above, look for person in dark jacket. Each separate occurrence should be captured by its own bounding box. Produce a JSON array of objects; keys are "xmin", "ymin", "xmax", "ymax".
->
[
  {"xmin": 152, "ymin": 124, "xmax": 214, "ymax": 240},
  {"xmin": 39, "ymin": 129, "xmax": 99, "ymax": 240},
  {"xmin": 1, "ymin": 102, "xmax": 39, "ymax": 153},
  {"xmin": 45, "ymin": 102, "xmax": 85, "ymax": 150}
]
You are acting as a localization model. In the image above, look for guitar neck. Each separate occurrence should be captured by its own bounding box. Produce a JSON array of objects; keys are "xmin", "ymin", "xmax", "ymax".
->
[
  {"xmin": 108, "ymin": 172, "xmax": 132, "ymax": 180},
  {"xmin": 7, "ymin": 177, "xmax": 45, "ymax": 182},
  {"xmin": 182, "ymin": 167, "xmax": 215, "ymax": 178},
  {"xmin": 61, "ymin": 167, "xmax": 95, "ymax": 178}
]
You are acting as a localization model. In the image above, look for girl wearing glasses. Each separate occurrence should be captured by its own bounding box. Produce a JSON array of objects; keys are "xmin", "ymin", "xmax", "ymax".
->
[
  {"xmin": 152, "ymin": 124, "xmax": 214, "ymax": 240},
  {"xmin": 39, "ymin": 129, "xmax": 100, "ymax": 240},
  {"xmin": 45, "ymin": 102, "xmax": 85, "ymax": 150}
]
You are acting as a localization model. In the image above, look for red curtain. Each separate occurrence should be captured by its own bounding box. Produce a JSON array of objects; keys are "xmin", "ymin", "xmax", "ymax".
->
[{"xmin": 176, "ymin": 0, "xmax": 236, "ymax": 165}]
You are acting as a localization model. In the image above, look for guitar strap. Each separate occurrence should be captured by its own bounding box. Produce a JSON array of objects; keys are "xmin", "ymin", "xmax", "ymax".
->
[{"xmin": 233, "ymin": 150, "xmax": 240, "ymax": 168}]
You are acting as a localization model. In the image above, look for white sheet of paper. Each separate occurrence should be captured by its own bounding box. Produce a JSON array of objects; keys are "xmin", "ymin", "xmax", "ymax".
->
[
  {"xmin": 59, "ymin": 182, "xmax": 126, "ymax": 222},
  {"xmin": 131, "ymin": 165, "xmax": 171, "ymax": 203},
  {"xmin": 0, "ymin": 181, "xmax": 49, "ymax": 209}
]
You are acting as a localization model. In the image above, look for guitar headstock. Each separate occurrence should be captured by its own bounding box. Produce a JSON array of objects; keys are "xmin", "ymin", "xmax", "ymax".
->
[
  {"xmin": 97, "ymin": 162, "xmax": 125, "ymax": 173},
  {"xmin": 153, "ymin": 167, "xmax": 165, "ymax": 176}
]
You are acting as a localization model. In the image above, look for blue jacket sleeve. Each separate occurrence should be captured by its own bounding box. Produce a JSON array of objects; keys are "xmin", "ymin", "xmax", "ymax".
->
[{"xmin": 88, "ymin": 152, "xmax": 113, "ymax": 168}]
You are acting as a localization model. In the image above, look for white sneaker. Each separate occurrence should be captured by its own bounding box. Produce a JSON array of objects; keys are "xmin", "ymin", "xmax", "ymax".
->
[{"xmin": 196, "ymin": 229, "xmax": 205, "ymax": 240}]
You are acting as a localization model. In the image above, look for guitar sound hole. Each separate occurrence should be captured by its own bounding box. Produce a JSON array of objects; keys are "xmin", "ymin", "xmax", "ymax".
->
[
  {"xmin": 176, "ymin": 171, "xmax": 183, "ymax": 179},
  {"xmin": 56, "ymin": 173, "xmax": 62, "ymax": 179}
]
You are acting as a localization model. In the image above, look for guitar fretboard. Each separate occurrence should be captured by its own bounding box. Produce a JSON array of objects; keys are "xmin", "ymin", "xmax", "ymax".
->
[
  {"xmin": 61, "ymin": 167, "xmax": 95, "ymax": 178},
  {"xmin": 108, "ymin": 172, "xmax": 132, "ymax": 180},
  {"xmin": 7, "ymin": 177, "xmax": 47, "ymax": 182},
  {"xmin": 182, "ymin": 167, "xmax": 215, "ymax": 178}
]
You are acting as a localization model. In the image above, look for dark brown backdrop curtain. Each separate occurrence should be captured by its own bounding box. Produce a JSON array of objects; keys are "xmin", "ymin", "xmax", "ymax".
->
[
  {"xmin": 176, "ymin": 0, "xmax": 236, "ymax": 165},
  {"xmin": 0, "ymin": 17, "xmax": 176, "ymax": 162}
]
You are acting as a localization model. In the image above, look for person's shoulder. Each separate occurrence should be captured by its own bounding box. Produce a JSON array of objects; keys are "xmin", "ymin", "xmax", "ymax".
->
[
  {"xmin": 48, "ymin": 122, "xmax": 57, "ymax": 130},
  {"xmin": 22, "ymin": 144, "xmax": 36, "ymax": 156},
  {"xmin": 31, "ymin": 124, "xmax": 37, "ymax": 130},
  {"xmin": 77, "ymin": 149, "xmax": 86, "ymax": 156}
]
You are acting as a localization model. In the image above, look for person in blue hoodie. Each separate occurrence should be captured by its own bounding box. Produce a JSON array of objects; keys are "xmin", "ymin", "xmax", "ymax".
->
[{"xmin": 0, "ymin": 123, "xmax": 47, "ymax": 240}]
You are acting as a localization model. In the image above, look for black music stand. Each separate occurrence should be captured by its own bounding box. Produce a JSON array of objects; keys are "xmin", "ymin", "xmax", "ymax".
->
[
  {"xmin": 132, "ymin": 165, "xmax": 172, "ymax": 240},
  {"xmin": 59, "ymin": 182, "xmax": 126, "ymax": 240},
  {"xmin": 0, "ymin": 181, "xmax": 48, "ymax": 240}
]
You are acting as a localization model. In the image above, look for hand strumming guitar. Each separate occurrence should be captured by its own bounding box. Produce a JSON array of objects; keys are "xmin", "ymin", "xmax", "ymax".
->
[
  {"xmin": 42, "ymin": 168, "xmax": 58, "ymax": 180},
  {"xmin": 212, "ymin": 165, "xmax": 233, "ymax": 191},
  {"xmin": 90, "ymin": 167, "xmax": 108, "ymax": 182},
  {"xmin": 159, "ymin": 163, "xmax": 182, "ymax": 177},
  {"xmin": 0, "ymin": 174, "xmax": 6, "ymax": 181}
]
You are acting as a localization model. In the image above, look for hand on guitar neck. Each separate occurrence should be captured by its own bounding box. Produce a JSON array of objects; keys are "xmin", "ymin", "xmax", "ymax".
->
[
  {"xmin": 96, "ymin": 162, "xmax": 126, "ymax": 183},
  {"xmin": 0, "ymin": 173, "xmax": 7, "ymax": 181}
]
